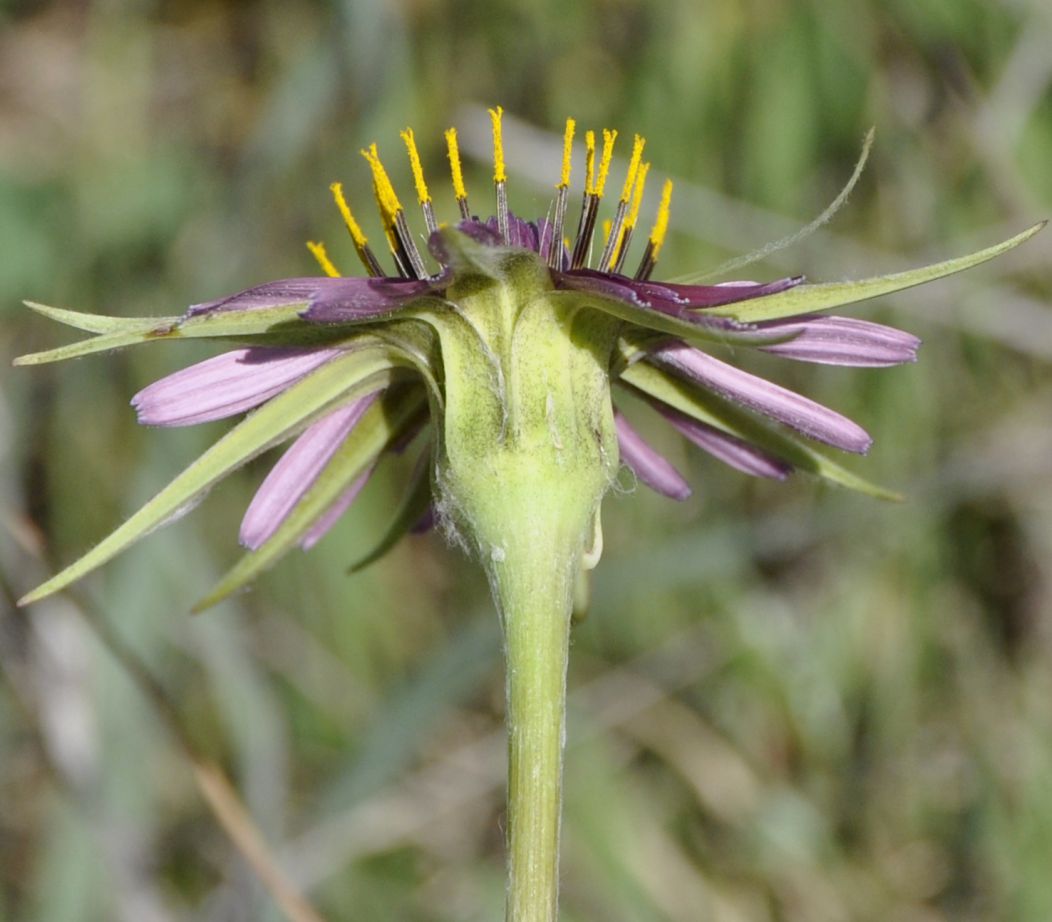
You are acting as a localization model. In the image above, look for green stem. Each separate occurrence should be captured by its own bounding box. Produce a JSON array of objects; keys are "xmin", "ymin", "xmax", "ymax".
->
[{"xmin": 488, "ymin": 529, "xmax": 577, "ymax": 922}]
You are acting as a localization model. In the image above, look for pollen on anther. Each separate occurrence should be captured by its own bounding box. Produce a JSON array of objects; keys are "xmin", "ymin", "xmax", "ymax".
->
[
  {"xmin": 329, "ymin": 182, "xmax": 368, "ymax": 249},
  {"xmin": 400, "ymin": 128, "xmax": 431, "ymax": 205},
  {"xmin": 445, "ymin": 127, "xmax": 468, "ymax": 201},
  {"xmin": 306, "ymin": 241, "xmax": 341, "ymax": 278},
  {"xmin": 619, "ymin": 135, "xmax": 646, "ymax": 204},
  {"xmin": 626, "ymin": 162, "xmax": 650, "ymax": 230},
  {"xmin": 488, "ymin": 106, "xmax": 507, "ymax": 184},
  {"xmin": 558, "ymin": 118, "xmax": 576, "ymax": 189},
  {"xmin": 594, "ymin": 129, "xmax": 618, "ymax": 198},
  {"xmin": 360, "ymin": 143, "xmax": 403, "ymax": 223},
  {"xmin": 650, "ymin": 178, "xmax": 674, "ymax": 257}
]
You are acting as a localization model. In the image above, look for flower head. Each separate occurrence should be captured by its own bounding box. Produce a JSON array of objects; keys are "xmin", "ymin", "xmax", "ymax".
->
[{"xmin": 16, "ymin": 108, "xmax": 1043, "ymax": 608}]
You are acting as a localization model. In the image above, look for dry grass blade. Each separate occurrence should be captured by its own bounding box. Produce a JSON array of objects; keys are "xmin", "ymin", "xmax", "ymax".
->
[
  {"xmin": 191, "ymin": 761, "xmax": 327, "ymax": 922},
  {"xmin": 75, "ymin": 599, "xmax": 328, "ymax": 922},
  {"xmin": 83, "ymin": 598, "xmax": 328, "ymax": 922},
  {"xmin": 0, "ymin": 551, "xmax": 328, "ymax": 922}
]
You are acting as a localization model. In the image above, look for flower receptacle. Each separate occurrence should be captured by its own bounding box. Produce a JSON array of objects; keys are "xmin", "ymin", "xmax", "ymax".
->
[{"xmin": 427, "ymin": 227, "xmax": 620, "ymax": 571}]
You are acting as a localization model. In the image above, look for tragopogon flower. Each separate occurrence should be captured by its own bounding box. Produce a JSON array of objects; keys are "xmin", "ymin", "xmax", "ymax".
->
[{"xmin": 16, "ymin": 108, "xmax": 1041, "ymax": 610}]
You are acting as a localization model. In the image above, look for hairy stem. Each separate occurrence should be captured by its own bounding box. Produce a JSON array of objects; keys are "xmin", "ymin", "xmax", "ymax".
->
[{"xmin": 488, "ymin": 528, "xmax": 577, "ymax": 922}]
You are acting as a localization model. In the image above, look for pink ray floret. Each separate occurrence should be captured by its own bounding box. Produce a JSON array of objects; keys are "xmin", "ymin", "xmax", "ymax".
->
[
  {"xmin": 239, "ymin": 393, "xmax": 380, "ymax": 550},
  {"xmin": 614, "ymin": 411, "xmax": 692, "ymax": 500},
  {"xmin": 649, "ymin": 342, "xmax": 873, "ymax": 453},
  {"xmin": 132, "ymin": 347, "xmax": 342, "ymax": 427},
  {"xmin": 758, "ymin": 316, "xmax": 921, "ymax": 367}
]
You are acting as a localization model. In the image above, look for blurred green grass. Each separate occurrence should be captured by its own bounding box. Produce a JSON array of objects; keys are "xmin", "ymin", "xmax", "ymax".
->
[{"xmin": 2, "ymin": 1, "xmax": 1051, "ymax": 920}]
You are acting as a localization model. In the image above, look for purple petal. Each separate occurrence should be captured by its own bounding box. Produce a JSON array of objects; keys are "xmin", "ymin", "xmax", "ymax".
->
[
  {"xmin": 131, "ymin": 347, "xmax": 342, "ymax": 427},
  {"xmin": 188, "ymin": 278, "xmax": 332, "ymax": 316},
  {"xmin": 557, "ymin": 270, "xmax": 803, "ymax": 311},
  {"xmin": 615, "ymin": 411, "xmax": 692, "ymax": 500},
  {"xmin": 449, "ymin": 220, "xmax": 504, "ymax": 248},
  {"xmin": 649, "ymin": 343, "xmax": 872, "ymax": 453},
  {"xmin": 507, "ymin": 216, "xmax": 541, "ymax": 251},
  {"xmin": 481, "ymin": 214, "xmax": 542, "ymax": 250},
  {"xmin": 300, "ymin": 277, "xmax": 432, "ymax": 324},
  {"xmin": 757, "ymin": 315, "xmax": 921, "ymax": 367},
  {"xmin": 656, "ymin": 405, "xmax": 792, "ymax": 480},
  {"xmin": 659, "ymin": 277, "xmax": 805, "ymax": 308},
  {"xmin": 299, "ymin": 465, "xmax": 375, "ymax": 550},
  {"xmin": 188, "ymin": 276, "xmax": 428, "ymax": 323},
  {"xmin": 554, "ymin": 272, "xmax": 754, "ymax": 337},
  {"xmin": 239, "ymin": 393, "xmax": 380, "ymax": 550},
  {"xmin": 556, "ymin": 269, "xmax": 654, "ymax": 306}
]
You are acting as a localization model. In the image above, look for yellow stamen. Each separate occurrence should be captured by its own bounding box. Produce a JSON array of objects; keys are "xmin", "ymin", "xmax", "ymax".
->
[
  {"xmin": 601, "ymin": 218, "xmax": 612, "ymax": 246},
  {"xmin": 306, "ymin": 241, "xmax": 341, "ymax": 278},
  {"xmin": 558, "ymin": 118, "xmax": 576, "ymax": 189},
  {"xmin": 360, "ymin": 143, "xmax": 403, "ymax": 223},
  {"xmin": 488, "ymin": 106, "xmax": 507, "ymax": 183},
  {"xmin": 400, "ymin": 127, "xmax": 431, "ymax": 205},
  {"xmin": 650, "ymin": 178, "xmax": 673, "ymax": 258},
  {"xmin": 584, "ymin": 130, "xmax": 596, "ymax": 194},
  {"xmin": 625, "ymin": 161, "xmax": 650, "ymax": 230},
  {"xmin": 445, "ymin": 127, "xmax": 468, "ymax": 200},
  {"xmin": 594, "ymin": 128, "xmax": 618, "ymax": 198},
  {"xmin": 329, "ymin": 182, "xmax": 368, "ymax": 249},
  {"xmin": 619, "ymin": 134, "xmax": 646, "ymax": 204}
]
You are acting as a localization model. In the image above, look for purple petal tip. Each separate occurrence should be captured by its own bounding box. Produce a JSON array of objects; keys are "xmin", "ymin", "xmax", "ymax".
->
[
  {"xmin": 615, "ymin": 412, "xmax": 693, "ymax": 501},
  {"xmin": 649, "ymin": 343, "xmax": 873, "ymax": 454}
]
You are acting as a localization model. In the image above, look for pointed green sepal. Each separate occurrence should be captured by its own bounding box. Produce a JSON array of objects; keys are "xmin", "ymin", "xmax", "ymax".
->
[
  {"xmin": 13, "ymin": 302, "xmax": 357, "ymax": 365},
  {"xmin": 21, "ymin": 301, "xmax": 174, "ymax": 334},
  {"xmin": 710, "ymin": 222, "xmax": 1046, "ymax": 323}
]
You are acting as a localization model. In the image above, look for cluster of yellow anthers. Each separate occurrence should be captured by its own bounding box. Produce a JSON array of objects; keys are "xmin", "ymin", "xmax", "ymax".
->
[{"xmin": 306, "ymin": 107, "xmax": 674, "ymax": 284}]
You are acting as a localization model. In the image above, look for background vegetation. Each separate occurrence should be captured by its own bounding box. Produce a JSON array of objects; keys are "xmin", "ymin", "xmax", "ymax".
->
[{"xmin": 2, "ymin": 1, "xmax": 1051, "ymax": 919}]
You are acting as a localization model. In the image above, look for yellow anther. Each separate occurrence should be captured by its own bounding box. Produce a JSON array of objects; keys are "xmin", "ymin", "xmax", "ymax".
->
[
  {"xmin": 445, "ymin": 127, "xmax": 468, "ymax": 201},
  {"xmin": 329, "ymin": 182, "xmax": 368, "ymax": 249},
  {"xmin": 625, "ymin": 161, "xmax": 650, "ymax": 230},
  {"xmin": 601, "ymin": 218, "xmax": 612, "ymax": 246},
  {"xmin": 619, "ymin": 134, "xmax": 646, "ymax": 203},
  {"xmin": 594, "ymin": 129, "xmax": 618, "ymax": 198},
  {"xmin": 584, "ymin": 130, "xmax": 596, "ymax": 194},
  {"xmin": 558, "ymin": 118, "xmax": 576, "ymax": 189},
  {"xmin": 488, "ymin": 106, "xmax": 507, "ymax": 183},
  {"xmin": 400, "ymin": 127, "xmax": 431, "ymax": 205},
  {"xmin": 649, "ymin": 178, "xmax": 673, "ymax": 258},
  {"xmin": 360, "ymin": 143, "xmax": 403, "ymax": 223},
  {"xmin": 306, "ymin": 241, "xmax": 341, "ymax": 278}
]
